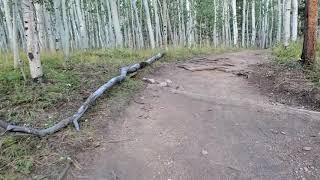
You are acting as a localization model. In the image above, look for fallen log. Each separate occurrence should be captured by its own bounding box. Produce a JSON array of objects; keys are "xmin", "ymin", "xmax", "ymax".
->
[{"xmin": 0, "ymin": 53, "xmax": 165, "ymax": 137}]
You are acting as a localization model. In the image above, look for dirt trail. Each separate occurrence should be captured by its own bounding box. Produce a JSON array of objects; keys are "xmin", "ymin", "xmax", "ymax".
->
[{"xmin": 68, "ymin": 51, "xmax": 320, "ymax": 180}]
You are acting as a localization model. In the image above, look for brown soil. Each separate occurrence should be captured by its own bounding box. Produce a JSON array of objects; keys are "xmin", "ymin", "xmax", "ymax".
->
[
  {"xmin": 62, "ymin": 50, "xmax": 320, "ymax": 180},
  {"xmin": 248, "ymin": 62, "xmax": 320, "ymax": 111}
]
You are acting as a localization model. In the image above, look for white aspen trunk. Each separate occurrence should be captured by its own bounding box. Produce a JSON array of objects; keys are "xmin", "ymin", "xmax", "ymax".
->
[
  {"xmin": 22, "ymin": 0, "xmax": 43, "ymax": 80},
  {"xmin": 3, "ymin": 0, "xmax": 19, "ymax": 67},
  {"xmin": 3, "ymin": 0, "xmax": 12, "ymax": 45},
  {"xmin": 75, "ymin": 0, "xmax": 89, "ymax": 49},
  {"xmin": 291, "ymin": 0, "xmax": 298, "ymax": 41},
  {"xmin": 109, "ymin": 0, "xmax": 123, "ymax": 48},
  {"xmin": 53, "ymin": 0, "xmax": 63, "ymax": 51},
  {"xmin": 262, "ymin": 0, "xmax": 270, "ymax": 48},
  {"xmin": 95, "ymin": 0, "xmax": 103, "ymax": 48},
  {"xmin": 186, "ymin": 0, "xmax": 194, "ymax": 47},
  {"xmin": 12, "ymin": 0, "xmax": 21, "ymax": 69},
  {"xmin": 153, "ymin": 0, "xmax": 162, "ymax": 47},
  {"xmin": 213, "ymin": 0, "xmax": 218, "ymax": 47},
  {"xmin": 283, "ymin": 0, "xmax": 291, "ymax": 47},
  {"xmin": 70, "ymin": 6, "xmax": 80, "ymax": 49},
  {"xmin": 162, "ymin": 0, "xmax": 168, "ymax": 48},
  {"xmin": 61, "ymin": 0, "xmax": 70, "ymax": 58},
  {"xmin": 0, "ymin": 20, "xmax": 7, "ymax": 50},
  {"xmin": 223, "ymin": 0, "xmax": 229, "ymax": 46},
  {"xmin": 241, "ymin": 0, "xmax": 246, "ymax": 47},
  {"xmin": 251, "ymin": 0, "xmax": 256, "ymax": 47},
  {"xmin": 246, "ymin": 2, "xmax": 249, "ymax": 47},
  {"xmin": 132, "ymin": 0, "xmax": 144, "ymax": 48},
  {"xmin": 105, "ymin": 0, "xmax": 115, "ymax": 47},
  {"xmin": 44, "ymin": 11, "xmax": 56, "ymax": 52},
  {"xmin": 35, "ymin": 4, "xmax": 47, "ymax": 50},
  {"xmin": 231, "ymin": 0, "xmax": 238, "ymax": 46},
  {"xmin": 277, "ymin": 0, "xmax": 282, "ymax": 42},
  {"xmin": 143, "ymin": 0, "xmax": 156, "ymax": 49},
  {"xmin": 269, "ymin": 0, "xmax": 274, "ymax": 46}
]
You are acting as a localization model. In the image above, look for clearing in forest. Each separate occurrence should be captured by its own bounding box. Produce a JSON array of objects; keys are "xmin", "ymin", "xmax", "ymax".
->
[{"xmin": 66, "ymin": 51, "xmax": 320, "ymax": 180}]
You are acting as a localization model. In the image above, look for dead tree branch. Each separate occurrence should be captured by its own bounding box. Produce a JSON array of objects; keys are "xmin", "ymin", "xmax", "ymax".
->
[{"xmin": 0, "ymin": 53, "xmax": 165, "ymax": 137}]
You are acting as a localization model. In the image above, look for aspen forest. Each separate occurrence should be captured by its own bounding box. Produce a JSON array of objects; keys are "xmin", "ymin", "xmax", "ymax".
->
[
  {"xmin": 0, "ymin": 0, "xmax": 312, "ymax": 79},
  {"xmin": 2, "ymin": 0, "xmax": 320, "ymax": 179}
]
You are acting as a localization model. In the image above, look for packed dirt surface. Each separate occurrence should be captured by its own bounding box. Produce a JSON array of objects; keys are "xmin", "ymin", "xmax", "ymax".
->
[{"xmin": 66, "ymin": 51, "xmax": 320, "ymax": 180}]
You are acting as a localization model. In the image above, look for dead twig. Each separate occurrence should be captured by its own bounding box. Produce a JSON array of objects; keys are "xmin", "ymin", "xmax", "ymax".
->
[
  {"xmin": 57, "ymin": 160, "xmax": 72, "ymax": 180},
  {"xmin": 0, "ymin": 53, "xmax": 165, "ymax": 137}
]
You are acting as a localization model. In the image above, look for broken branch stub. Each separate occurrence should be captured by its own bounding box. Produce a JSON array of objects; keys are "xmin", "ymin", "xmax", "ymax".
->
[{"xmin": 0, "ymin": 53, "xmax": 165, "ymax": 137}]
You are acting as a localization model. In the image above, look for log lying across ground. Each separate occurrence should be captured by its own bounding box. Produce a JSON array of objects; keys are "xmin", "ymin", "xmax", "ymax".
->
[{"xmin": 0, "ymin": 53, "xmax": 165, "ymax": 137}]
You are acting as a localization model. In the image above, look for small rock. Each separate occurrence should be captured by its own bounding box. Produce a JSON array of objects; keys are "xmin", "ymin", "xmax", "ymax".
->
[
  {"xmin": 280, "ymin": 131, "xmax": 286, "ymax": 135},
  {"xmin": 201, "ymin": 149, "xmax": 208, "ymax": 155},
  {"xmin": 166, "ymin": 79, "xmax": 173, "ymax": 84},
  {"xmin": 159, "ymin": 82, "xmax": 169, "ymax": 87},
  {"xmin": 142, "ymin": 78, "xmax": 157, "ymax": 84},
  {"xmin": 303, "ymin": 147, "xmax": 312, "ymax": 151},
  {"xmin": 304, "ymin": 167, "xmax": 309, "ymax": 172}
]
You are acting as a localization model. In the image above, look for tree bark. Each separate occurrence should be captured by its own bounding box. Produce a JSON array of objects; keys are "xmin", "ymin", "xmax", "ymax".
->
[
  {"xmin": 143, "ymin": 0, "xmax": 156, "ymax": 49},
  {"xmin": 291, "ymin": 0, "xmax": 298, "ymax": 41},
  {"xmin": 109, "ymin": 0, "xmax": 123, "ymax": 48},
  {"xmin": 301, "ymin": 0, "xmax": 318, "ymax": 65},
  {"xmin": 231, "ymin": 0, "xmax": 238, "ymax": 47},
  {"xmin": 22, "ymin": 0, "xmax": 43, "ymax": 80},
  {"xmin": 277, "ymin": 0, "xmax": 282, "ymax": 42},
  {"xmin": 284, "ymin": 0, "xmax": 291, "ymax": 47},
  {"xmin": 251, "ymin": 0, "xmax": 256, "ymax": 46}
]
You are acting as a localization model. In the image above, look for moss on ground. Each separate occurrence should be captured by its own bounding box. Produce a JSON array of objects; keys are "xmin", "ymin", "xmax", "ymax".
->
[{"xmin": 0, "ymin": 47, "xmax": 233, "ymax": 179}]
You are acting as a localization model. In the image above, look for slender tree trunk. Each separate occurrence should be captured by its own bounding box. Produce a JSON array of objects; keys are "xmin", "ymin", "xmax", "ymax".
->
[
  {"xmin": 3, "ymin": 0, "xmax": 20, "ymax": 68},
  {"xmin": 213, "ymin": 0, "xmax": 218, "ymax": 47},
  {"xmin": 251, "ymin": 0, "xmax": 256, "ymax": 47},
  {"xmin": 242, "ymin": 0, "xmax": 246, "ymax": 47},
  {"xmin": 277, "ymin": 0, "xmax": 282, "ymax": 42},
  {"xmin": 292, "ymin": 0, "xmax": 298, "ymax": 41},
  {"xmin": 153, "ymin": 0, "xmax": 162, "ymax": 47},
  {"xmin": 109, "ymin": 0, "xmax": 123, "ymax": 48},
  {"xmin": 284, "ymin": 0, "xmax": 291, "ymax": 47},
  {"xmin": 62, "ymin": 0, "xmax": 70, "ymax": 58},
  {"xmin": 12, "ymin": 0, "xmax": 22, "ymax": 71},
  {"xmin": 75, "ymin": 0, "xmax": 89, "ymax": 49},
  {"xmin": 301, "ymin": 0, "xmax": 318, "ymax": 65},
  {"xmin": 22, "ymin": 0, "xmax": 43, "ymax": 80},
  {"xmin": 231, "ymin": 0, "xmax": 238, "ymax": 47},
  {"xmin": 162, "ymin": 0, "xmax": 168, "ymax": 48},
  {"xmin": 143, "ymin": 0, "xmax": 156, "ymax": 49},
  {"xmin": 186, "ymin": 0, "xmax": 194, "ymax": 47}
]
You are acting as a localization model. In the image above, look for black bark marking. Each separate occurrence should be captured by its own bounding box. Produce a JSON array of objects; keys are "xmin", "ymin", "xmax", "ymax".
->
[
  {"xmin": 140, "ymin": 62, "xmax": 148, "ymax": 68},
  {"xmin": 28, "ymin": 53, "xmax": 34, "ymax": 61},
  {"xmin": 24, "ymin": 27, "xmax": 28, "ymax": 30}
]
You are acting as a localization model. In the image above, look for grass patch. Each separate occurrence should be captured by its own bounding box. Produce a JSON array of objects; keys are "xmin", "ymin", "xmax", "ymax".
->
[
  {"xmin": 0, "ymin": 47, "xmax": 233, "ymax": 179},
  {"xmin": 272, "ymin": 42, "xmax": 320, "ymax": 86}
]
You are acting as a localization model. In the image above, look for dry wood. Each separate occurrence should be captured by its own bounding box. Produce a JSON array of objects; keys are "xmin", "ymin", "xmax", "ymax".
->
[
  {"xmin": 178, "ymin": 65, "xmax": 228, "ymax": 72},
  {"xmin": 0, "ymin": 53, "xmax": 165, "ymax": 137}
]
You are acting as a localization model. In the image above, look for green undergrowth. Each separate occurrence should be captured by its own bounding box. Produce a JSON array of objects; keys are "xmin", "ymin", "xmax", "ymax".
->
[
  {"xmin": 272, "ymin": 42, "xmax": 320, "ymax": 86},
  {"xmin": 0, "ymin": 47, "xmax": 233, "ymax": 179}
]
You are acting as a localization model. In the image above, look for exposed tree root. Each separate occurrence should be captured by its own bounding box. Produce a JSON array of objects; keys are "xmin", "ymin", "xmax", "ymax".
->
[{"xmin": 0, "ymin": 53, "xmax": 165, "ymax": 137}]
